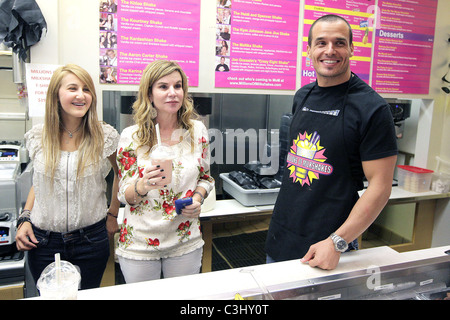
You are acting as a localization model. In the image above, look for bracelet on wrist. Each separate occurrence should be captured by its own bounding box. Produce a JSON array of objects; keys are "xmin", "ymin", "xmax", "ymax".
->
[
  {"xmin": 17, "ymin": 209, "xmax": 32, "ymax": 228},
  {"xmin": 134, "ymin": 179, "xmax": 148, "ymax": 197},
  {"xmin": 16, "ymin": 216, "xmax": 31, "ymax": 229},
  {"xmin": 193, "ymin": 191, "xmax": 205, "ymax": 205},
  {"xmin": 107, "ymin": 212, "xmax": 118, "ymax": 218},
  {"xmin": 20, "ymin": 209, "xmax": 31, "ymax": 218}
]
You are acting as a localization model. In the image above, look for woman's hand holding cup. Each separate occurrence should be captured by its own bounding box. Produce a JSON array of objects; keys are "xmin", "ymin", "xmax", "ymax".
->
[{"xmin": 138, "ymin": 165, "xmax": 167, "ymax": 194}]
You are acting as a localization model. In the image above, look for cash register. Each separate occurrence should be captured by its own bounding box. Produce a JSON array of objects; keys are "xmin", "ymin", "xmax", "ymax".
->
[{"xmin": 0, "ymin": 141, "xmax": 30, "ymax": 286}]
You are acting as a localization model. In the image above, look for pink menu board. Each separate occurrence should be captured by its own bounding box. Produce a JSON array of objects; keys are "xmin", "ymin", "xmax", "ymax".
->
[
  {"xmin": 372, "ymin": 0, "xmax": 438, "ymax": 94},
  {"xmin": 214, "ymin": 0, "xmax": 300, "ymax": 90},
  {"xmin": 98, "ymin": 0, "xmax": 201, "ymax": 86},
  {"xmin": 301, "ymin": 0, "xmax": 374, "ymax": 86}
]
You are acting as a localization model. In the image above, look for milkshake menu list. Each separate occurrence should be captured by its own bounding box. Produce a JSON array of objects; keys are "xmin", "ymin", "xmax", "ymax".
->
[
  {"xmin": 372, "ymin": 0, "xmax": 438, "ymax": 94},
  {"xmin": 98, "ymin": 0, "xmax": 439, "ymax": 94},
  {"xmin": 214, "ymin": 0, "xmax": 300, "ymax": 90},
  {"xmin": 99, "ymin": 0, "xmax": 200, "ymax": 85},
  {"xmin": 302, "ymin": 0, "xmax": 438, "ymax": 94}
]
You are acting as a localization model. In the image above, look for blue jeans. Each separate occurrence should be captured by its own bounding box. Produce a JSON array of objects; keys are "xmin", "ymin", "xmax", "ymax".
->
[{"xmin": 28, "ymin": 219, "xmax": 110, "ymax": 290}]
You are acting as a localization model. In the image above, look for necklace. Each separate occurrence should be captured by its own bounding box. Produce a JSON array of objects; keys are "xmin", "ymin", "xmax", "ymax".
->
[{"xmin": 61, "ymin": 123, "xmax": 82, "ymax": 138}]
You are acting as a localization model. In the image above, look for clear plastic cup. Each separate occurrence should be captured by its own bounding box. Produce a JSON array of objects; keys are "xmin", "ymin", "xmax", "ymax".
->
[
  {"xmin": 36, "ymin": 260, "xmax": 81, "ymax": 300},
  {"xmin": 150, "ymin": 143, "xmax": 175, "ymax": 185}
]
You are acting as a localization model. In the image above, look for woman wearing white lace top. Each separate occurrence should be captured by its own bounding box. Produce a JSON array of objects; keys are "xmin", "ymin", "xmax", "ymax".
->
[
  {"xmin": 116, "ymin": 60, "xmax": 214, "ymax": 283},
  {"xmin": 15, "ymin": 64, "xmax": 120, "ymax": 290}
]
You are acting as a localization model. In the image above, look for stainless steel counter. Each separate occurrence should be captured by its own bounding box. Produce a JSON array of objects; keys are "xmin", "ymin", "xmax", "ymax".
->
[
  {"xmin": 72, "ymin": 245, "xmax": 449, "ymax": 300},
  {"xmin": 246, "ymin": 254, "xmax": 450, "ymax": 300}
]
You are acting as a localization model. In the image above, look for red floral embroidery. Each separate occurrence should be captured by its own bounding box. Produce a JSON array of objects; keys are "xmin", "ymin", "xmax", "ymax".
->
[
  {"xmin": 118, "ymin": 218, "xmax": 133, "ymax": 248},
  {"xmin": 162, "ymin": 201, "xmax": 175, "ymax": 215},
  {"xmin": 177, "ymin": 221, "xmax": 192, "ymax": 242},
  {"xmin": 117, "ymin": 144, "xmax": 138, "ymax": 179},
  {"xmin": 146, "ymin": 237, "xmax": 160, "ymax": 248},
  {"xmin": 153, "ymin": 188, "xmax": 183, "ymax": 220},
  {"xmin": 199, "ymin": 137, "xmax": 208, "ymax": 159}
]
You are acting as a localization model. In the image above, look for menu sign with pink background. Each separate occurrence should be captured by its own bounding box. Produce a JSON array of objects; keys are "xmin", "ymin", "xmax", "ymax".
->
[
  {"xmin": 301, "ymin": 0, "xmax": 374, "ymax": 86},
  {"xmin": 214, "ymin": 0, "xmax": 300, "ymax": 90},
  {"xmin": 372, "ymin": 0, "xmax": 438, "ymax": 94},
  {"xmin": 98, "ymin": 0, "xmax": 438, "ymax": 94},
  {"xmin": 99, "ymin": 0, "xmax": 200, "ymax": 86}
]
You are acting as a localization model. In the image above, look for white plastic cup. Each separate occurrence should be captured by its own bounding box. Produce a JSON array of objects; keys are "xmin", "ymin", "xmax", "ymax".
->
[{"xmin": 36, "ymin": 260, "xmax": 81, "ymax": 300}]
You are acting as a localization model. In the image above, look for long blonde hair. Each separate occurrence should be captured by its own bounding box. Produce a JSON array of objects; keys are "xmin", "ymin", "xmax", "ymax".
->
[
  {"xmin": 132, "ymin": 60, "xmax": 197, "ymax": 153},
  {"xmin": 42, "ymin": 64, "xmax": 104, "ymax": 181}
]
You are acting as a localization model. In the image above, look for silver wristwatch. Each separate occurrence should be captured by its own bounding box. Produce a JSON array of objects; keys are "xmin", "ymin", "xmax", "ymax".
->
[{"xmin": 330, "ymin": 233, "xmax": 348, "ymax": 252}]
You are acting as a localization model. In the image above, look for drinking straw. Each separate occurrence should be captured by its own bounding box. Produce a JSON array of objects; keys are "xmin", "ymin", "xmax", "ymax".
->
[
  {"xmin": 55, "ymin": 253, "xmax": 61, "ymax": 286},
  {"xmin": 155, "ymin": 123, "xmax": 162, "ymax": 145},
  {"xmin": 310, "ymin": 131, "xmax": 320, "ymax": 147},
  {"xmin": 240, "ymin": 268, "xmax": 274, "ymax": 300}
]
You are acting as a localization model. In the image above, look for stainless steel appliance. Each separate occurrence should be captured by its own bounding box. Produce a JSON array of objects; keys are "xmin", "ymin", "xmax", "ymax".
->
[
  {"xmin": 0, "ymin": 141, "xmax": 28, "ymax": 287},
  {"xmin": 386, "ymin": 98, "xmax": 411, "ymax": 139},
  {"xmin": 0, "ymin": 143, "xmax": 21, "ymax": 252}
]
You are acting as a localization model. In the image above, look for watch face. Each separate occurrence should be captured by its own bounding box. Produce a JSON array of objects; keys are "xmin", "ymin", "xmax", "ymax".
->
[{"xmin": 336, "ymin": 239, "xmax": 347, "ymax": 251}]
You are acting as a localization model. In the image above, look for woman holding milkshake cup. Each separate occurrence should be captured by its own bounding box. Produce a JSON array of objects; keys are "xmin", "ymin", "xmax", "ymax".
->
[{"xmin": 116, "ymin": 60, "xmax": 214, "ymax": 283}]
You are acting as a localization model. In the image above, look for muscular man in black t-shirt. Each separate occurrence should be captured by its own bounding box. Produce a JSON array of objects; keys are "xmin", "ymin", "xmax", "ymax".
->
[{"xmin": 265, "ymin": 14, "xmax": 397, "ymax": 270}]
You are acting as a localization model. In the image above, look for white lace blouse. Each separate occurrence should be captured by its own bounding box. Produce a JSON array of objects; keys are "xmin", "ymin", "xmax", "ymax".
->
[
  {"xmin": 116, "ymin": 120, "xmax": 215, "ymax": 260},
  {"xmin": 25, "ymin": 123, "xmax": 120, "ymax": 232}
]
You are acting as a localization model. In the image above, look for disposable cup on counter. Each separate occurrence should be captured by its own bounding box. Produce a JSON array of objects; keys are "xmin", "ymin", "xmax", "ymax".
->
[
  {"xmin": 431, "ymin": 172, "xmax": 450, "ymax": 193},
  {"xmin": 36, "ymin": 253, "xmax": 81, "ymax": 300}
]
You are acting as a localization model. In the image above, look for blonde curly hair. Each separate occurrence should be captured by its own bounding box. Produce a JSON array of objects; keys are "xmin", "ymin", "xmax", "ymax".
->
[{"xmin": 132, "ymin": 60, "xmax": 198, "ymax": 153}]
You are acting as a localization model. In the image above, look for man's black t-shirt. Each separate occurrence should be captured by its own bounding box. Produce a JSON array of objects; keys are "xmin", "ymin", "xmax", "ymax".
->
[{"xmin": 265, "ymin": 75, "xmax": 398, "ymax": 261}]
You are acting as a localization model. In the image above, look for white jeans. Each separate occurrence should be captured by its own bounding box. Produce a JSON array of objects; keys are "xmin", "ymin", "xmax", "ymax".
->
[{"xmin": 118, "ymin": 247, "xmax": 203, "ymax": 283}]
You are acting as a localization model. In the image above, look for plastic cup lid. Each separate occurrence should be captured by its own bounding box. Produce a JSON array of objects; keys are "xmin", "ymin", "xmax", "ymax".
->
[
  {"xmin": 36, "ymin": 260, "xmax": 81, "ymax": 290},
  {"xmin": 151, "ymin": 143, "xmax": 175, "ymax": 159}
]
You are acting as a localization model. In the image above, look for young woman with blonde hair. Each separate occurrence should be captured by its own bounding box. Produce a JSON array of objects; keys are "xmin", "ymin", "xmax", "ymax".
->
[
  {"xmin": 15, "ymin": 64, "xmax": 121, "ymax": 290},
  {"xmin": 116, "ymin": 60, "xmax": 214, "ymax": 283}
]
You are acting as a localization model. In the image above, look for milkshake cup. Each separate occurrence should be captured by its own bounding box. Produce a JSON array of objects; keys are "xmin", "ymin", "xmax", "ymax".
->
[
  {"xmin": 150, "ymin": 143, "xmax": 175, "ymax": 185},
  {"xmin": 36, "ymin": 254, "xmax": 81, "ymax": 300}
]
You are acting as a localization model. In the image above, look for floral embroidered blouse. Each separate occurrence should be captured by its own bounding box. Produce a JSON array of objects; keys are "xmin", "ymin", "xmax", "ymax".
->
[
  {"xmin": 24, "ymin": 123, "xmax": 120, "ymax": 232},
  {"xmin": 116, "ymin": 120, "xmax": 214, "ymax": 260}
]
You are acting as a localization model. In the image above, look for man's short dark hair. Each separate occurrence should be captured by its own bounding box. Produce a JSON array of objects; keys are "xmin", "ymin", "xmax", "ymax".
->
[{"xmin": 308, "ymin": 14, "xmax": 353, "ymax": 47}]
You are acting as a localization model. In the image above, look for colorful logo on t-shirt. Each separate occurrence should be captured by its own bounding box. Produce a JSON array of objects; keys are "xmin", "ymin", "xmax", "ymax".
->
[{"xmin": 286, "ymin": 131, "xmax": 333, "ymax": 186}]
